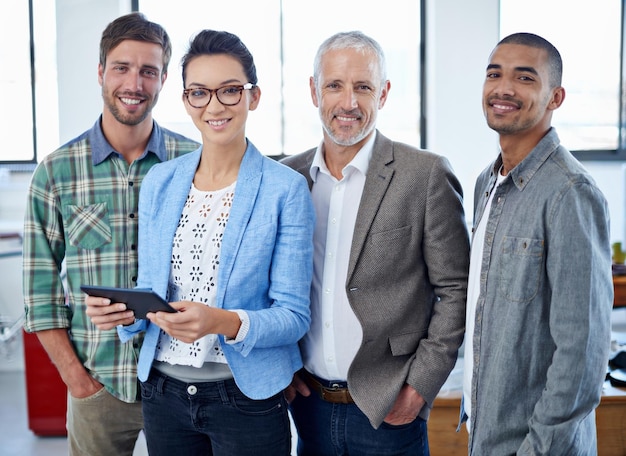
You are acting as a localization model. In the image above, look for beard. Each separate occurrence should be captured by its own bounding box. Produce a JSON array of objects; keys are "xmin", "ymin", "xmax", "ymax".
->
[
  {"xmin": 321, "ymin": 108, "xmax": 373, "ymax": 147},
  {"xmin": 484, "ymin": 94, "xmax": 551, "ymax": 136},
  {"xmin": 102, "ymin": 89, "xmax": 158, "ymax": 126},
  {"xmin": 323, "ymin": 123, "xmax": 372, "ymax": 147}
]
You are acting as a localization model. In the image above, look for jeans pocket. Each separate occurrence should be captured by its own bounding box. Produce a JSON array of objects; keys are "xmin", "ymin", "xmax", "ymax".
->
[
  {"xmin": 380, "ymin": 420, "xmax": 414, "ymax": 430},
  {"xmin": 231, "ymin": 391, "xmax": 286, "ymax": 416},
  {"xmin": 140, "ymin": 380, "xmax": 155, "ymax": 400}
]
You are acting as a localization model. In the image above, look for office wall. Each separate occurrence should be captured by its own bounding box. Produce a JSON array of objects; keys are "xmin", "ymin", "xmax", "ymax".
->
[{"xmin": 425, "ymin": 0, "xmax": 500, "ymax": 221}]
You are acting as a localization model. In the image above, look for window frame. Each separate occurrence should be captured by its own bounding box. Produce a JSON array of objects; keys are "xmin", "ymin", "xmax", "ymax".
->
[
  {"xmin": 571, "ymin": 4, "xmax": 626, "ymax": 161},
  {"xmin": 1, "ymin": 0, "xmax": 37, "ymax": 168}
]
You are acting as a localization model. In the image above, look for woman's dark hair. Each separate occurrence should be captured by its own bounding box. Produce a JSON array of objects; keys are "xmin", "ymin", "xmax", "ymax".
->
[{"xmin": 181, "ymin": 30, "xmax": 258, "ymax": 86}]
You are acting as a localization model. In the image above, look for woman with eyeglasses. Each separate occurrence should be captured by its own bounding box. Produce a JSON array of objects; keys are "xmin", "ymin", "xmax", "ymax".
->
[{"xmin": 86, "ymin": 29, "xmax": 314, "ymax": 455}]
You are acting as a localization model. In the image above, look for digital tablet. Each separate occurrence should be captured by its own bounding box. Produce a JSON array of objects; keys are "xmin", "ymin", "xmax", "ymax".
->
[{"xmin": 80, "ymin": 285, "xmax": 177, "ymax": 320}]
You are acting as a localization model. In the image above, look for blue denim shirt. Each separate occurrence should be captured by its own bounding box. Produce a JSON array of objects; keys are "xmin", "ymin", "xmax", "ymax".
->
[{"xmin": 464, "ymin": 128, "xmax": 613, "ymax": 455}]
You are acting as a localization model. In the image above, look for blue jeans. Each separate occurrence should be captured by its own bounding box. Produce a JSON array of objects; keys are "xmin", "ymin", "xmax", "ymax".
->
[
  {"xmin": 289, "ymin": 376, "xmax": 430, "ymax": 456},
  {"xmin": 141, "ymin": 369, "xmax": 291, "ymax": 456}
]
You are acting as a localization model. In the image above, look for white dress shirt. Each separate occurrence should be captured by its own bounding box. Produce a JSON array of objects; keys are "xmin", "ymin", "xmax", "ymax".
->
[{"xmin": 301, "ymin": 133, "xmax": 375, "ymax": 381}]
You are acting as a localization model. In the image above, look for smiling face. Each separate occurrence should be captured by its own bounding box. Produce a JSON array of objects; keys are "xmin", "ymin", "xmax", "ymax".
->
[
  {"xmin": 483, "ymin": 43, "xmax": 564, "ymax": 141},
  {"xmin": 98, "ymin": 39, "xmax": 166, "ymax": 126},
  {"xmin": 183, "ymin": 53, "xmax": 259, "ymax": 149},
  {"xmin": 311, "ymin": 48, "xmax": 389, "ymax": 151}
]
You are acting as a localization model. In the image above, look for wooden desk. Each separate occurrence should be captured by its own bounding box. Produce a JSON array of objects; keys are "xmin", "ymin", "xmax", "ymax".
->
[
  {"xmin": 428, "ymin": 390, "xmax": 467, "ymax": 455},
  {"xmin": 614, "ymin": 274, "xmax": 626, "ymax": 307},
  {"xmin": 428, "ymin": 382, "xmax": 626, "ymax": 456},
  {"xmin": 596, "ymin": 382, "xmax": 626, "ymax": 456}
]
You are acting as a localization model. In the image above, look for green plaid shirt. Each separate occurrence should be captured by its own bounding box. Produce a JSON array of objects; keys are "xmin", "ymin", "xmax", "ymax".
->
[{"xmin": 23, "ymin": 118, "xmax": 199, "ymax": 402}]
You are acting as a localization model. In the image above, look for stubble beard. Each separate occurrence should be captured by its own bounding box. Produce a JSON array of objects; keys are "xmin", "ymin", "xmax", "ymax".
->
[{"xmin": 103, "ymin": 89, "xmax": 157, "ymax": 126}]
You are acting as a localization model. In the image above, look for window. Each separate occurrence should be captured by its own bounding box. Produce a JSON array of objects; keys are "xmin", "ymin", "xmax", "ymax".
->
[
  {"xmin": 138, "ymin": 0, "xmax": 421, "ymax": 157},
  {"xmin": 500, "ymin": 0, "xmax": 623, "ymax": 160},
  {"xmin": 0, "ymin": 0, "xmax": 58, "ymax": 165},
  {"xmin": 1, "ymin": 0, "xmax": 36, "ymax": 163}
]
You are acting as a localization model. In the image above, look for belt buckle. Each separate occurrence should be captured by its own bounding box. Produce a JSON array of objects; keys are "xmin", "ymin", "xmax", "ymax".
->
[{"xmin": 322, "ymin": 383, "xmax": 351, "ymax": 403}]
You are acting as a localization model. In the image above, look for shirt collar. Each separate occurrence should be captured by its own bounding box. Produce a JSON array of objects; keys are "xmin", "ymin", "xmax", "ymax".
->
[
  {"xmin": 491, "ymin": 127, "xmax": 560, "ymax": 191},
  {"xmin": 89, "ymin": 116, "xmax": 166, "ymax": 165},
  {"xmin": 309, "ymin": 131, "xmax": 376, "ymax": 182}
]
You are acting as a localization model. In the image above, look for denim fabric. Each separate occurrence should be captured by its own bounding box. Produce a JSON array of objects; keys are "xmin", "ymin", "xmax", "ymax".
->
[
  {"xmin": 141, "ymin": 369, "xmax": 291, "ymax": 456},
  {"xmin": 290, "ymin": 384, "xmax": 429, "ymax": 456},
  {"xmin": 464, "ymin": 129, "xmax": 612, "ymax": 455}
]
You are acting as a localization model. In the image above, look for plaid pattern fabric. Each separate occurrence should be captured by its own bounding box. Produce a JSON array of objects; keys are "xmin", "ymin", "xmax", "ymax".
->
[{"xmin": 23, "ymin": 118, "xmax": 198, "ymax": 402}]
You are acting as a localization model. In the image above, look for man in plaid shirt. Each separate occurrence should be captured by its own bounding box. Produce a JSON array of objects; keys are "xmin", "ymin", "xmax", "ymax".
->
[{"xmin": 22, "ymin": 12, "xmax": 198, "ymax": 455}]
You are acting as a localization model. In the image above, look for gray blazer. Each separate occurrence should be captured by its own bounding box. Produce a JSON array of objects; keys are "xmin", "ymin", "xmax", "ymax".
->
[{"xmin": 282, "ymin": 131, "xmax": 470, "ymax": 428}]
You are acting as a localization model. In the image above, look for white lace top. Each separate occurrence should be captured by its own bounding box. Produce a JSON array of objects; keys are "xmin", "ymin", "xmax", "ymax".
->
[{"xmin": 154, "ymin": 181, "xmax": 235, "ymax": 367}]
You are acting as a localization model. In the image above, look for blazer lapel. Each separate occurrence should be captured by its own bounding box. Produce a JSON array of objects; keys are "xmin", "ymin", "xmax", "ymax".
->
[
  {"xmin": 154, "ymin": 151, "xmax": 200, "ymax": 295},
  {"xmin": 347, "ymin": 133, "xmax": 395, "ymax": 282},
  {"xmin": 291, "ymin": 148, "xmax": 316, "ymax": 190},
  {"xmin": 216, "ymin": 143, "xmax": 263, "ymax": 308}
]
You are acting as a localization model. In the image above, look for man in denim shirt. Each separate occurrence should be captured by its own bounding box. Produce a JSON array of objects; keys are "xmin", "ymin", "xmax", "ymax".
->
[{"xmin": 461, "ymin": 32, "xmax": 613, "ymax": 455}]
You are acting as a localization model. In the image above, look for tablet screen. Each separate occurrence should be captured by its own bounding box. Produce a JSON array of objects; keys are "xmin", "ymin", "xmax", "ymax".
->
[{"xmin": 80, "ymin": 285, "xmax": 177, "ymax": 320}]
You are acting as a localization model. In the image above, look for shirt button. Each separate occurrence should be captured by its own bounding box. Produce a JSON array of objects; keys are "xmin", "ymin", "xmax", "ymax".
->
[{"xmin": 187, "ymin": 385, "xmax": 198, "ymax": 395}]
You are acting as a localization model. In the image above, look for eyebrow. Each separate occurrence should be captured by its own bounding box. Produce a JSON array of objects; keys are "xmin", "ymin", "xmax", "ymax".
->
[
  {"xmin": 486, "ymin": 63, "xmax": 539, "ymax": 76},
  {"xmin": 108, "ymin": 60, "xmax": 161, "ymax": 71},
  {"xmin": 187, "ymin": 78, "xmax": 243, "ymax": 88},
  {"xmin": 108, "ymin": 59, "xmax": 129, "ymax": 66}
]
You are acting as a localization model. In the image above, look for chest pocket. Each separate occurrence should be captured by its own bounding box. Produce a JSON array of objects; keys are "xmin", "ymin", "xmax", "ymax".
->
[
  {"xmin": 64, "ymin": 203, "xmax": 112, "ymax": 250},
  {"xmin": 498, "ymin": 236, "xmax": 544, "ymax": 303}
]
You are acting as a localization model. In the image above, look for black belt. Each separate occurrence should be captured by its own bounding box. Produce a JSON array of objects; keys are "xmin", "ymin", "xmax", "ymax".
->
[{"xmin": 301, "ymin": 370, "xmax": 354, "ymax": 404}]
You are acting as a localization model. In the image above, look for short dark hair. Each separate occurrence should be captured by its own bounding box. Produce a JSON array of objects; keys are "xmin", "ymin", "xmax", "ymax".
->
[
  {"xmin": 180, "ymin": 30, "xmax": 258, "ymax": 87},
  {"xmin": 99, "ymin": 12, "xmax": 172, "ymax": 73},
  {"xmin": 497, "ymin": 32, "xmax": 562, "ymax": 87}
]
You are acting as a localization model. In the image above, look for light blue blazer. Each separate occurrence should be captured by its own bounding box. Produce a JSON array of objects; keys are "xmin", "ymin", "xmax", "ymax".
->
[{"xmin": 119, "ymin": 141, "xmax": 314, "ymax": 399}]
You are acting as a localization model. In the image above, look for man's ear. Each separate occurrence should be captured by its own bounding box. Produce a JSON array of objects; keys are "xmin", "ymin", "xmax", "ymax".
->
[
  {"xmin": 548, "ymin": 86, "xmax": 565, "ymax": 111},
  {"xmin": 378, "ymin": 80, "xmax": 391, "ymax": 109},
  {"xmin": 310, "ymin": 76, "xmax": 320, "ymax": 108}
]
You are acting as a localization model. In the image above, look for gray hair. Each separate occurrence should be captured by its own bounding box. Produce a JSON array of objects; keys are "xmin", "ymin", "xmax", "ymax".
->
[{"xmin": 313, "ymin": 31, "xmax": 387, "ymax": 88}]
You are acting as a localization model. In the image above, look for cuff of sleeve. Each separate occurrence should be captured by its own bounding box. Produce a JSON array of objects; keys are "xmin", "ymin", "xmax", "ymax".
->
[{"xmin": 225, "ymin": 309, "xmax": 249, "ymax": 344}]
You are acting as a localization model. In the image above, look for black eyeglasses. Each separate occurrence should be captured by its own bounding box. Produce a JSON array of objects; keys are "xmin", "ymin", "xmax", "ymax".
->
[{"xmin": 183, "ymin": 83, "xmax": 255, "ymax": 108}]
